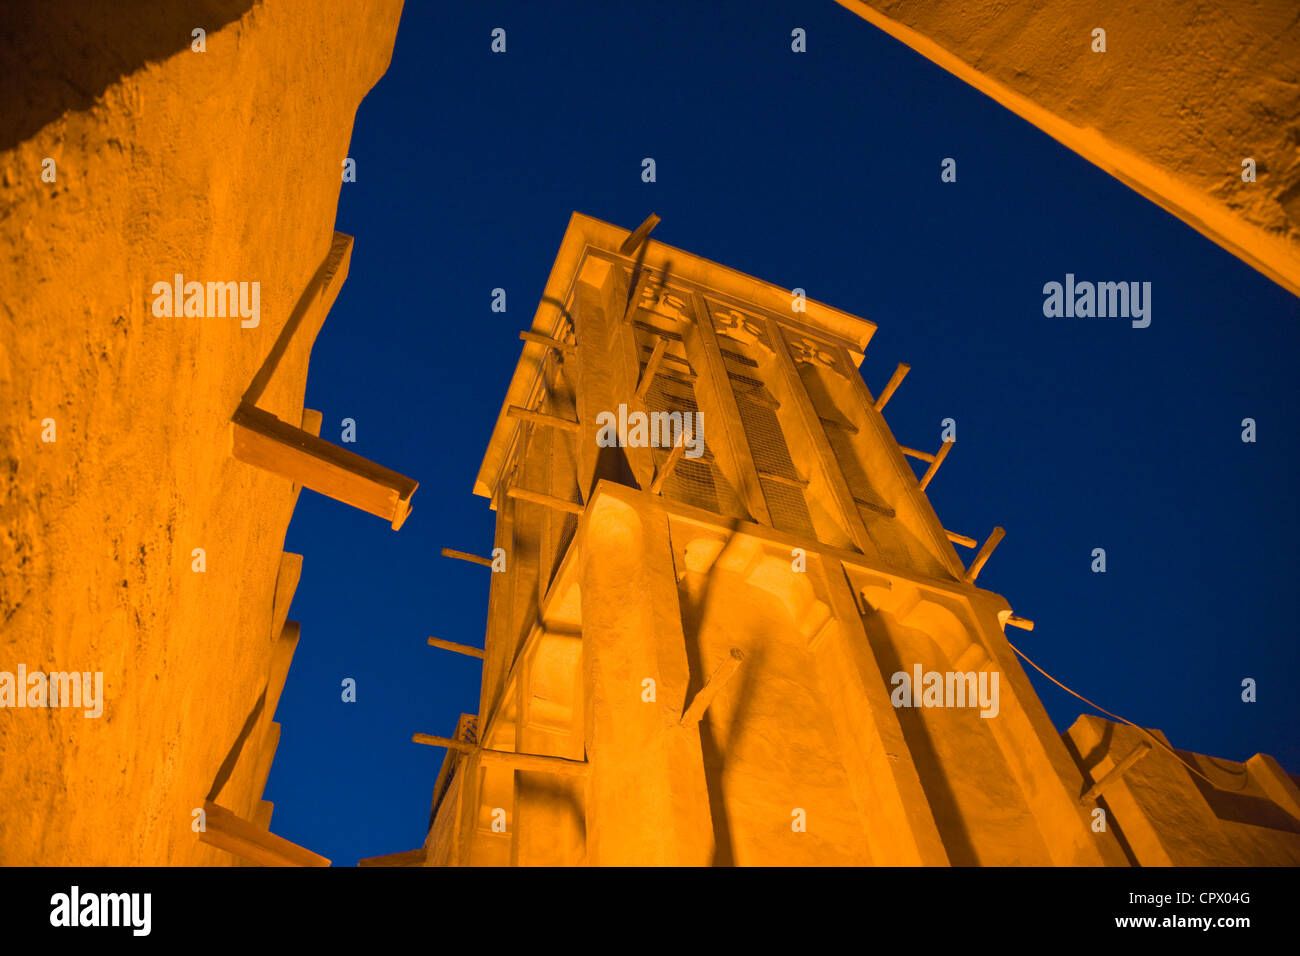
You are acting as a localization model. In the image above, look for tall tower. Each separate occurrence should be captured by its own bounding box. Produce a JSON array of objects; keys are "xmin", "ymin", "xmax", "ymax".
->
[{"xmin": 396, "ymin": 213, "xmax": 1298, "ymax": 867}]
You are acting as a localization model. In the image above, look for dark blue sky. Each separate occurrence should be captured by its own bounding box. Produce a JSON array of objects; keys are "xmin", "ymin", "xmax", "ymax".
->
[{"xmin": 270, "ymin": 1, "xmax": 1300, "ymax": 865}]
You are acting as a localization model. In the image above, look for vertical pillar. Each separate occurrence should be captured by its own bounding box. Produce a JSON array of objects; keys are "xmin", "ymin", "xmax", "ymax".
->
[
  {"xmin": 685, "ymin": 295, "xmax": 772, "ymax": 525},
  {"xmin": 816, "ymin": 559, "xmax": 950, "ymax": 864},
  {"xmin": 580, "ymin": 487, "xmax": 714, "ymax": 864}
]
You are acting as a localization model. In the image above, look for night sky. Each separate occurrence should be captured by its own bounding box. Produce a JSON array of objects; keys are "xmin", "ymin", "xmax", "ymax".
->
[{"xmin": 268, "ymin": 1, "xmax": 1300, "ymax": 865}]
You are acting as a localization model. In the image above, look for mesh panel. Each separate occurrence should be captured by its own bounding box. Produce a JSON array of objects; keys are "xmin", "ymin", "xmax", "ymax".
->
[
  {"xmin": 733, "ymin": 390, "xmax": 816, "ymax": 537},
  {"xmin": 635, "ymin": 325, "xmax": 746, "ymax": 518}
]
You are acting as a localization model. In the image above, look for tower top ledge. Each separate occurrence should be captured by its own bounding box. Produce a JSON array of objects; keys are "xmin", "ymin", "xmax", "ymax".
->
[{"xmin": 474, "ymin": 212, "xmax": 877, "ymax": 498}]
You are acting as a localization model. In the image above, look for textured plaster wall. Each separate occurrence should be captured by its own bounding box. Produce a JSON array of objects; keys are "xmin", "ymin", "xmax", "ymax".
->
[
  {"xmin": 835, "ymin": 0, "xmax": 1300, "ymax": 297},
  {"xmin": 0, "ymin": 0, "xmax": 403, "ymax": 864}
]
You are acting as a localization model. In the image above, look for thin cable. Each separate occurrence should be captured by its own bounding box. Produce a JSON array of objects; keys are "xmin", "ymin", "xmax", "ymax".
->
[{"xmin": 1006, "ymin": 638, "xmax": 1250, "ymax": 793}]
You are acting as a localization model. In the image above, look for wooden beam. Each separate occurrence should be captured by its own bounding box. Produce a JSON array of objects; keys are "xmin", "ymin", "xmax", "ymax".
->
[
  {"xmin": 231, "ymin": 403, "xmax": 417, "ymax": 529},
  {"xmin": 757, "ymin": 469, "xmax": 809, "ymax": 490},
  {"xmin": 358, "ymin": 846, "xmax": 428, "ymax": 868},
  {"xmin": 964, "ymin": 526, "xmax": 1006, "ymax": 584},
  {"xmin": 266, "ymin": 622, "xmax": 301, "ymax": 724},
  {"xmin": 242, "ymin": 233, "xmax": 352, "ymax": 407},
  {"xmin": 854, "ymin": 496, "xmax": 897, "ymax": 519},
  {"xmin": 681, "ymin": 649, "xmax": 745, "ymax": 726},
  {"xmin": 1080, "ymin": 742, "xmax": 1152, "ymax": 804},
  {"xmin": 820, "ymin": 415, "xmax": 859, "ymax": 435},
  {"xmin": 618, "ymin": 212, "xmax": 661, "ymax": 256},
  {"xmin": 623, "ymin": 269, "xmax": 654, "ymax": 323},
  {"xmin": 1005, "ymin": 615, "xmax": 1035, "ymax": 631},
  {"xmin": 269, "ymin": 552, "xmax": 302, "ymax": 643},
  {"xmin": 917, "ymin": 439, "xmax": 953, "ymax": 492},
  {"xmin": 478, "ymin": 748, "xmax": 590, "ymax": 777},
  {"xmin": 441, "ymin": 547, "xmax": 493, "ymax": 568},
  {"xmin": 900, "ymin": 445, "xmax": 936, "ymax": 463},
  {"xmin": 299, "ymin": 408, "xmax": 323, "ymax": 437},
  {"xmin": 507, "ymin": 404, "xmax": 580, "ymax": 432},
  {"xmin": 873, "ymin": 362, "xmax": 911, "ymax": 411},
  {"xmin": 427, "ymin": 636, "xmax": 486, "ymax": 659},
  {"xmin": 506, "ymin": 486, "xmax": 584, "ymax": 515},
  {"xmin": 412, "ymin": 733, "xmax": 476, "ymax": 754},
  {"xmin": 649, "ymin": 436, "xmax": 687, "ymax": 495},
  {"xmin": 945, "ymin": 530, "xmax": 977, "ymax": 548},
  {"xmin": 199, "ymin": 800, "xmax": 330, "ymax": 867},
  {"xmin": 635, "ymin": 336, "xmax": 669, "ymax": 400},
  {"xmin": 519, "ymin": 330, "xmax": 574, "ymax": 354}
]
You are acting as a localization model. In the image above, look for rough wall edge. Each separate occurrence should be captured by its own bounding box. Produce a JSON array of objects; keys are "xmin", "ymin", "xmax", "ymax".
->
[{"xmin": 833, "ymin": 0, "xmax": 1300, "ymax": 301}]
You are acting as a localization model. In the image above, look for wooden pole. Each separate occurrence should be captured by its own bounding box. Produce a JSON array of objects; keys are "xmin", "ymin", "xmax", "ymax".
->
[
  {"xmin": 964, "ymin": 526, "xmax": 1006, "ymax": 584},
  {"xmin": 358, "ymin": 847, "xmax": 428, "ymax": 867},
  {"xmin": 917, "ymin": 439, "xmax": 953, "ymax": 491},
  {"xmin": 619, "ymin": 212, "xmax": 662, "ymax": 256},
  {"xmin": 412, "ymin": 733, "xmax": 476, "ymax": 753},
  {"xmin": 681, "ymin": 649, "xmax": 745, "ymax": 726},
  {"xmin": 945, "ymin": 530, "xmax": 977, "ymax": 548},
  {"xmin": 506, "ymin": 486, "xmax": 585, "ymax": 516},
  {"xmin": 1080, "ymin": 741, "xmax": 1152, "ymax": 804},
  {"xmin": 198, "ymin": 801, "xmax": 331, "ymax": 867},
  {"xmin": 519, "ymin": 330, "xmax": 574, "ymax": 354},
  {"xmin": 441, "ymin": 548, "xmax": 493, "ymax": 568},
  {"xmin": 873, "ymin": 362, "xmax": 911, "ymax": 411},
  {"xmin": 478, "ymin": 748, "xmax": 590, "ymax": 777},
  {"xmin": 635, "ymin": 337, "xmax": 669, "ymax": 399},
  {"xmin": 756, "ymin": 469, "xmax": 809, "ymax": 490},
  {"xmin": 507, "ymin": 405, "xmax": 580, "ymax": 432},
  {"xmin": 649, "ymin": 437, "xmax": 687, "ymax": 495},
  {"xmin": 1005, "ymin": 615, "xmax": 1035, "ymax": 631},
  {"xmin": 231, "ymin": 403, "xmax": 417, "ymax": 530},
  {"xmin": 427, "ymin": 636, "xmax": 486, "ymax": 659},
  {"xmin": 900, "ymin": 445, "xmax": 936, "ymax": 463}
]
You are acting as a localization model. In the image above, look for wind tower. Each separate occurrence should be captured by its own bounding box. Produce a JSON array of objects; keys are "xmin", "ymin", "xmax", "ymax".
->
[{"xmin": 390, "ymin": 211, "xmax": 1141, "ymax": 868}]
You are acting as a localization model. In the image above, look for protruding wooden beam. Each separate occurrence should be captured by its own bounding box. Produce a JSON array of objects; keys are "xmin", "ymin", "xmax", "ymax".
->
[
  {"xmin": 1005, "ymin": 615, "xmax": 1035, "ymax": 631},
  {"xmin": 757, "ymin": 469, "xmax": 810, "ymax": 490},
  {"xmin": 414, "ymin": 732, "xmax": 588, "ymax": 776},
  {"xmin": 649, "ymin": 436, "xmax": 687, "ymax": 495},
  {"xmin": 299, "ymin": 408, "xmax": 323, "ymax": 437},
  {"xmin": 441, "ymin": 548, "xmax": 493, "ymax": 568},
  {"xmin": 873, "ymin": 362, "xmax": 911, "ymax": 411},
  {"xmin": 917, "ymin": 439, "xmax": 953, "ymax": 492},
  {"xmin": 900, "ymin": 445, "xmax": 936, "ymax": 463},
  {"xmin": 427, "ymin": 636, "xmax": 486, "ymax": 659},
  {"xmin": 519, "ymin": 330, "xmax": 574, "ymax": 354},
  {"xmin": 231, "ymin": 403, "xmax": 417, "ymax": 530},
  {"xmin": 635, "ymin": 337, "xmax": 669, "ymax": 400},
  {"xmin": 681, "ymin": 649, "xmax": 745, "ymax": 726},
  {"xmin": 478, "ymin": 748, "xmax": 590, "ymax": 777},
  {"xmin": 618, "ymin": 212, "xmax": 661, "ymax": 256},
  {"xmin": 506, "ymin": 486, "xmax": 585, "ymax": 516},
  {"xmin": 358, "ymin": 846, "xmax": 428, "ymax": 868},
  {"xmin": 199, "ymin": 800, "xmax": 330, "ymax": 867},
  {"xmin": 507, "ymin": 405, "xmax": 580, "ymax": 432},
  {"xmin": 820, "ymin": 415, "xmax": 859, "ymax": 435},
  {"xmin": 945, "ymin": 530, "xmax": 977, "ymax": 548},
  {"xmin": 412, "ymin": 733, "xmax": 476, "ymax": 754},
  {"xmin": 964, "ymin": 526, "xmax": 1006, "ymax": 584},
  {"xmin": 1080, "ymin": 742, "xmax": 1152, "ymax": 804},
  {"xmin": 853, "ymin": 496, "xmax": 897, "ymax": 519},
  {"xmin": 269, "ymin": 552, "xmax": 303, "ymax": 643}
]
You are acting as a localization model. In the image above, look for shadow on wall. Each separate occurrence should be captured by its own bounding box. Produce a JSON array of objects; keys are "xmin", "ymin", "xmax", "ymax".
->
[{"xmin": 0, "ymin": 0, "xmax": 255, "ymax": 153}]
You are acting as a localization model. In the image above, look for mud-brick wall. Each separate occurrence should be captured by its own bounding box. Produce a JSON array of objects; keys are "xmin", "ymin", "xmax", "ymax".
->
[{"xmin": 0, "ymin": 0, "xmax": 403, "ymax": 864}]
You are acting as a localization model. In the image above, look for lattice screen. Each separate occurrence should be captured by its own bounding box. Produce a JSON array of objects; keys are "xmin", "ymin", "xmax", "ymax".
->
[{"xmin": 634, "ymin": 319, "xmax": 747, "ymax": 518}]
